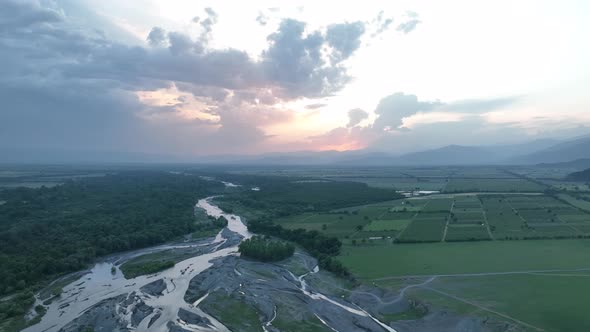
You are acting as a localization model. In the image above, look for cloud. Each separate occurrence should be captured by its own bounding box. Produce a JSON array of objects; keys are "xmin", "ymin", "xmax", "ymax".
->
[
  {"xmin": 438, "ymin": 96, "xmax": 520, "ymax": 113},
  {"xmin": 308, "ymin": 126, "xmax": 375, "ymax": 151},
  {"xmin": 307, "ymin": 92, "xmax": 526, "ymax": 153},
  {"xmin": 147, "ymin": 27, "xmax": 166, "ymax": 47},
  {"xmin": 256, "ymin": 12, "xmax": 268, "ymax": 26},
  {"xmin": 370, "ymin": 11, "xmax": 394, "ymax": 37},
  {"xmin": 373, "ymin": 93, "xmax": 441, "ymax": 130},
  {"xmin": 199, "ymin": 7, "xmax": 218, "ymax": 43},
  {"xmin": 397, "ymin": 12, "xmax": 421, "ymax": 34},
  {"xmin": 376, "ymin": 18, "xmax": 393, "ymax": 35},
  {"xmin": 347, "ymin": 108, "xmax": 369, "ymax": 127},
  {"xmin": 2, "ymin": 0, "xmax": 446, "ymax": 157},
  {"xmin": 167, "ymin": 31, "xmax": 204, "ymax": 55},
  {"xmin": 325, "ymin": 21, "xmax": 366, "ymax": 61},
  {"xmin": 262, "ymin": 18, "xmax": 365, "ymax": 98},
  {"xmin": 305, "ymin": 103, "xmax": 327, "ymax": 110},
  {"xmin": 371, "ymin": 93, "xmax": 520, "ymax": 131},
  {"xmin": 0, "ymin": 0, "xmax": 63, "ymax": 29}
]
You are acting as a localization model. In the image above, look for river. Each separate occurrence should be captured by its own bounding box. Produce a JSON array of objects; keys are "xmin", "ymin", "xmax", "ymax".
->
[{"xmin": 24, "ymin": 196, "xmax": 397, "ymax": 332}]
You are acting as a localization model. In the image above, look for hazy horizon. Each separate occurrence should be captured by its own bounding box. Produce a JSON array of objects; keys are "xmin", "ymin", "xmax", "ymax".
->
[{"xmin": 1, "ymin": 0, "xmax": 590, "ymax": 159}]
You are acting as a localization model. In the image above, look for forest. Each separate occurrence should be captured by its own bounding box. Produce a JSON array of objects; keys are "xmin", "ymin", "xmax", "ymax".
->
[
  {"xmin": 238, "ymin": 236, "xmax": 295, "ymax": 262},
  {"xmin": 0, "ymin": 171, "xmax": 224, "ymax": 296},
  {"xmin": 247, "ymin": 219, "xmax": 351, "ymax": 278},
  {"xmin": 215, "ymin": 174, "xmax": 400, "ymax": 217}
]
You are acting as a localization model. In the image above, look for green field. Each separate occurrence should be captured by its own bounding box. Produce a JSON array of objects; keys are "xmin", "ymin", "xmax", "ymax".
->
[
  {"xmin": 444, "ymin": 178, "xmax": 546, "ymax": 193},
  {"xmin": 340, "ymin": 239, "xmax": 590, "ymax": 331},
  {"xmin": 227, "ymin": 165, "xmax": 590, "ymax": 332},
  {"xmin": 339, "ymin": 239, "xmax": 590, "ymax": 279},
  {"xmin": 364, "ymin": 219, "xmax": 411, "ymax": 231},
  {"xmin": 402, "ymin": 273, "xmax": 590, "ymax": 332},
  {"xmin": 445, "ymin": 225, "xmax": 490, "ymax": 241},
  {"xmin": 558, "ymin": 193, "xmax": 590, "ymax": 211},
  {"xmin": 274, "ymin": 192, "xmax": 590, "ymax": 243}
]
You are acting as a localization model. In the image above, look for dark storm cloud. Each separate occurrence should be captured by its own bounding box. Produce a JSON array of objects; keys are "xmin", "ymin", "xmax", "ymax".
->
[
  {"xmin": 347, "ymin": 108, "xmax": 369, "ymax": 127},
  {"xmin": 0, "ymin": 0, "xmax": 369, "ymax": 155},
  {"xmin": 325, "ymin": 21, "xmax": 366, "ymax": 61}
]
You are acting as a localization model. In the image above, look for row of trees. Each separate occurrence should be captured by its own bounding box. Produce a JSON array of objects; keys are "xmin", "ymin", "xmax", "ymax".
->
[{"xmin": 238, "ymin": 236, "xmax": 295, "ymax": 262}]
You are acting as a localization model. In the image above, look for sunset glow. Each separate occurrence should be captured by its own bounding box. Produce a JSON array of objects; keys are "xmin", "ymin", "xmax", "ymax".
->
[{"xmin": 2, "ymin": 0, "xmax": 589, "ymax": 157}]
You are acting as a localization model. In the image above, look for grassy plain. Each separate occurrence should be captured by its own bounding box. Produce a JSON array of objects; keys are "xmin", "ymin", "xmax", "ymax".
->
[
  {"xmin": 403, "ymin": 274, "xmax": 590, "ymax": 332},
  {"xmin": 338, "ymin": 239, "xmax": 590, "ymax": 279},
  {"xmin": 227, "ymin": 165, "xmax": 590, "ymax": 332},
  {"xmin": 340, "ymin": 239, "xmax": 590, "ymax": 331},
  {"xmin": 443, "ymin": 178, "xmax": 546, "ymax": 192}
]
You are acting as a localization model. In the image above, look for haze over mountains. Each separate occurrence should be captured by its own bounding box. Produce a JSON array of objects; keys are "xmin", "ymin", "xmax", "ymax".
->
[{"xmin": 3, "ymin": 135, "xmax": 590, "ymax": 167}]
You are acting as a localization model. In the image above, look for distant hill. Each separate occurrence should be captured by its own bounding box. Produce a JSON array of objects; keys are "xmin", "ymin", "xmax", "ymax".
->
[
  {"xmin": 388, "ymin": 139, "xmax": 558, "ymax": 166},
  {"xmin": 537, "ymin": 158, "xmax": 590, "ymax": 170},
  {"xmin": 2, "ymin": 136, "xmax": 587, "ymax": 166},
  {"xmin": 394, "ymin": 145, "xmax": 498, "ymax": 165},
  {"xmin": 567, "ymin": 168, "xmax": 590, "ymax": 181},
  {"xmin": 513, "ymin": 136, "xmax": 590, "ymax": 164},
  {"xmin": 0, "ymin": 147, "xmax": 185, "ymax": 164}
]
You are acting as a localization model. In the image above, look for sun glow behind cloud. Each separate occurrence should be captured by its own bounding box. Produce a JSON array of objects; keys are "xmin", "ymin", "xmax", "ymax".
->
[
  {"xmin": 120, "ymin": 1, "xmax": 590, "ymax": 153},
  {"xmin": 400, "ymin": 111, "xmax": 469, "ymax": 129},
  {"xmin": 136, "ymin": 86, "xmax": 220, "ymax": 123},
  {"xmin": 2, "ymin": 0, "xmax": 589, "ymax": 156}
]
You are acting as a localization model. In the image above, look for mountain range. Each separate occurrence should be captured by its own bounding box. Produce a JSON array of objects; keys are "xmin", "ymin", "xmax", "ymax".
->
[{"xmin": 2, "ymin": 135, "xmax": 590, "ymax": 167}]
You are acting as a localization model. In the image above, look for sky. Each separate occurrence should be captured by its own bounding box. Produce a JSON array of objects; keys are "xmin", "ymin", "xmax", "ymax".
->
[{"xmin": 1, "ymin": 0, "xmax": 589, "ymax": 157}]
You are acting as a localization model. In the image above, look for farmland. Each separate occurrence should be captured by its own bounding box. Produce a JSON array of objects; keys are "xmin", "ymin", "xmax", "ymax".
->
[
  {"xmin": 340, "ymin": 240, "xmax": 590, "ymax": 332},
  {"xmin": 274, "ymin": 192, "xmax": 590, "ymax": 243},
  {"xmin": 259, "ymin": 165, "xmax": 590, "ymax": 331},
  {"xmin": 339, "ymin": 239, "xmax": 590, "ymax": 279},
  {"xmin": 4, "ymin": 164, "xmax": 590, "ymax": 332}
]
